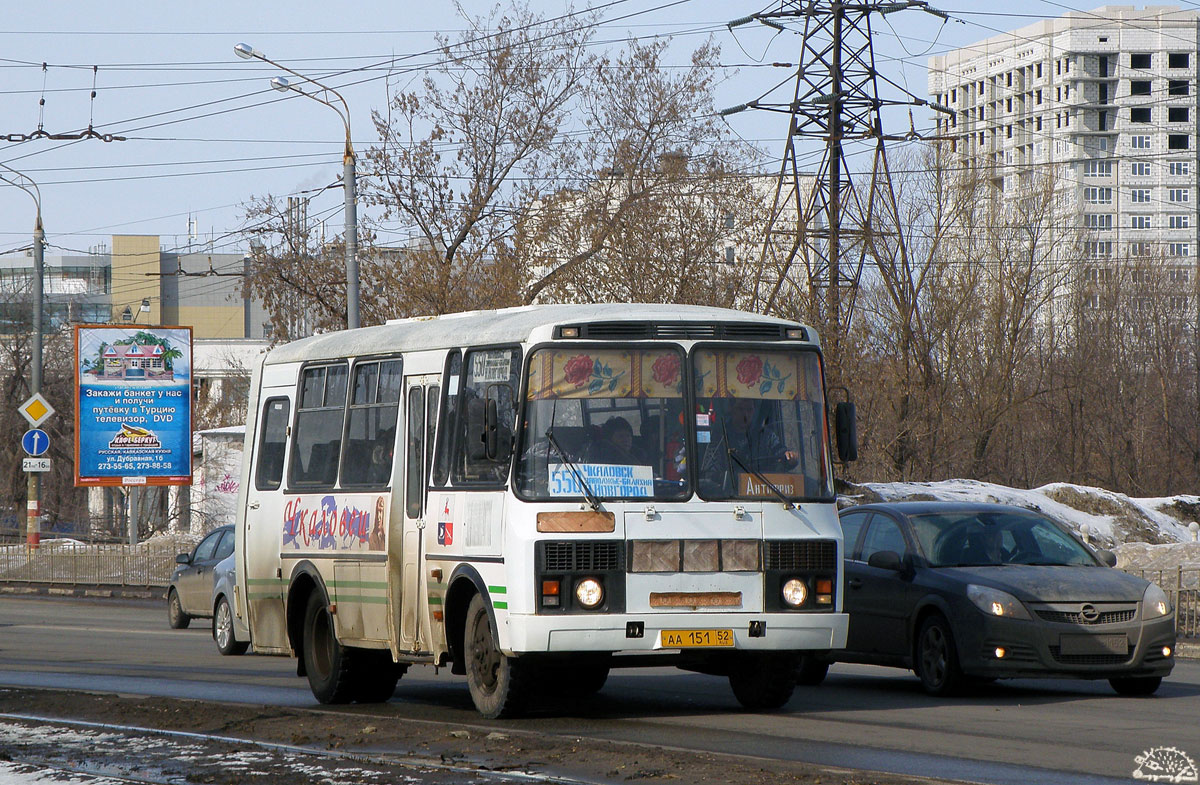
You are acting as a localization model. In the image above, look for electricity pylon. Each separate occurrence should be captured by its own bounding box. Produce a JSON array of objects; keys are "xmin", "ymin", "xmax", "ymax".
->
[{"xmin": 726, "ymin": 1, "xmax": 952, "ymax": 375}]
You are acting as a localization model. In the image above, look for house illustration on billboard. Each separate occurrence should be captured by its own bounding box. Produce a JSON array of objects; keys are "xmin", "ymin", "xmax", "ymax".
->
[{"xmin": 96, "ymin": 342, "xmax": 174, "ymax": 381}]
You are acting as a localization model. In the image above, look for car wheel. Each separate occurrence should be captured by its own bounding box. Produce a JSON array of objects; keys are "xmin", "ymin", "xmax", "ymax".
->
[
  {"xmin": 464, "ymin": 594, "xmax": 531, "ymax": 718},
  {"xmin": 353, "ymin": 649, "xmax": 406, "ymax": 703},
  {"xmin": 916, "ymin": 614, "xmax": 962, "ymax": 696},
  {"xmin": 728, "ymin": 654, "xmax": 797, "ymax": 710},
  {"xmin": 212, "ymin": 596, "xmax": 248, "ymax": 656},
  {"xmin": 1109, "ymin": 676, "xmax": 1162, "ymax": 696},
  {"xmin": 302, "ymin": 591, "xmax": 356, "ymax": 704},
  {"xmin": 167, "ymin": 589, "xmax": 191, "ymax": 629},
  {"xmin": 795, "ymin": 655, "xmax": 830, "ymax": 686}
]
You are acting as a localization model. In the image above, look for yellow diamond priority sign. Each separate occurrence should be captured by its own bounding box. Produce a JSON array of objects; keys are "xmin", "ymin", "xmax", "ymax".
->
[{"xmin": 19, "ymin": 393, "xmax": 54, "ymax": 428}]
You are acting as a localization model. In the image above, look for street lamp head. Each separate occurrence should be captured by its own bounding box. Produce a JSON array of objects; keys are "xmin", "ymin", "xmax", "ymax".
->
[
  {"xmin": 234, "ymin": 42, "xmax": 259, "ymax": 60},
  {"xmin": 270, "ymin": 76, "xmax": 292, "ymax": 93},
  {"xmin": 139, "ymin": 298, "xmax": 151, "ymax": 313},
  {"xmin": 121, "ymin": 306, "xmax": 133, "ymax": 323}
]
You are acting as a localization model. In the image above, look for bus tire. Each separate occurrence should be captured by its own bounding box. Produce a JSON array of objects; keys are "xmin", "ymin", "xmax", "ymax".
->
[
  {"xmin": 354, "ymin": 650, "xmax": 407, "ymax": 703},
  {"xmin": 167, "ymin": 589, "xmax": 191, "ymax": 629},
  {"xmin": 795, "ymin": 655, "xmax": 829, "ymax": 686},
  {"xmin": 729, "ymin": 654, "xmax": 796, "ymax": 711},
  {"xmin": 464, "ymin": 594, "xmax": 529, "ymax": 718},
  {"xmin": 302, "ymin": 591, "xmax": 356, "ymax": 704}
]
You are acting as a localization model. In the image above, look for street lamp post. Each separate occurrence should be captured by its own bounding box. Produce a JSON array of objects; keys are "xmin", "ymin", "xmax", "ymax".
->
[
  {"xmin": 1, "ymin": 164, "xmax": 44, "ymax": 547},
  {"xmin": 234, "ymin": 43, "xmax": 360, "ymax": 330}
]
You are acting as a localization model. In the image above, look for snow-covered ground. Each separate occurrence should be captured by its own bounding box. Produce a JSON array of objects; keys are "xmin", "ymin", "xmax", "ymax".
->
[{"xmin": 840, "ymin": 479, "xmax": 1200, "ymax": 572}]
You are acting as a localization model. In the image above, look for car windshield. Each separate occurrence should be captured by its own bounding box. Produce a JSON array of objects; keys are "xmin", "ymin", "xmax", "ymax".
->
[
  {"xmin": 515, "ymin": 346, "xmax": 689, "ymax": 501},
  {"xmin": 693, "ymin": 347, "xmax": 832, "ymax": 501},
  {"xmin": 909, "ymin": 510, "xmax": 1098, "ymax": 567}
]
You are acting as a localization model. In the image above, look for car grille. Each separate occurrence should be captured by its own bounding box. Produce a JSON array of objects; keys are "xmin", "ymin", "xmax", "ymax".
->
[
  {"xmin": 1036, "ymin": 608, "xmax": 1136, "ymax": 625},
  {"xmin": 542, "ymin": 541, "xmax": 622, "ymax": 572},
  {"xmin": 764, "ymin": 540, "xmax": 837, "ymax": 571},
  {"xmin": 1048, "ymin": 645, "xmax": 1132, "ymax": 665}
]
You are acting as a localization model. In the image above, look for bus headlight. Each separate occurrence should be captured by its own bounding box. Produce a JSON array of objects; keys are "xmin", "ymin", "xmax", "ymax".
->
[
  {"xmin": 575, "ymin": 578, "xmax": 604, "ymax": 609},
  {"xmin": 782, "ymin": 578, "xmax": 808, "ymax": 608}
]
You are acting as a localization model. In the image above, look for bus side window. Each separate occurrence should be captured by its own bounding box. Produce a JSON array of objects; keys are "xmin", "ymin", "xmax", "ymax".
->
[
  {"xmin": 406, "ymin": 386, "xmax": 425, "ymax": 518},
  {"xmin": 341, "ymin": 358, "xmax": 402, "ymax": 487},
  {"xmin": 255, "ymin": 397, "xmax": 290, "ymax": 491},
  {"xmin": 431, "ymin": 351, "xmax": 461, "ymax": 487},
  {"xmin": 289, "ymin": 363, "xmax": 348, "ymax": 488},
  {"xmin": 453, "ymin": 347, "xmax": 521, "ymax": 485}
]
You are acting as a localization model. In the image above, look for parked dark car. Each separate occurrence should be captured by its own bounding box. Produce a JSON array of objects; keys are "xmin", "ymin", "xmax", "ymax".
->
[
  {"xmin": 800, "ymin": 502, "xmax": 1175, "ymax": 696},
  {"xmin": 168, "ymin": 525, "xmax": 234, "ymax": 629}
]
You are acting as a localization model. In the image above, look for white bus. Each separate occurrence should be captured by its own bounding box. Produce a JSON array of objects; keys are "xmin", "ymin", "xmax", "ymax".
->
[{"xmin": 233, "ymin": 304, "xmax": 856, "ymax": 717}]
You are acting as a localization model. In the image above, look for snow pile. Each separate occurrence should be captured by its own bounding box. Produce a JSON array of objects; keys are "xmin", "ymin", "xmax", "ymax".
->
[{"xmin": 840, "ymin": 478, "xmax": 1200, "ymax": 551}]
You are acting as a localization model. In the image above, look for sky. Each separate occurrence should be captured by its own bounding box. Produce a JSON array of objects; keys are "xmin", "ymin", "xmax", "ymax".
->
[{"xmin": 0, "ymin": 1, "xmax": 1186, "ymax": 262}]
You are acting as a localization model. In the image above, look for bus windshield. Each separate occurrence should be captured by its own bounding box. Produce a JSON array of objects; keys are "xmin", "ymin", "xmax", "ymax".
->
[
  {"xmin": 515, "ymin": 346, "xmax": 689, "ymax": 501},
  {"xmin": 693, "ymin": 347, "xmax": 832, "ymax": 502}
]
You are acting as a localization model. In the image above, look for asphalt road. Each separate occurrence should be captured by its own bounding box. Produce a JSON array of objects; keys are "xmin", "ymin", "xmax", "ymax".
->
[{"xmin": 0, "ymin": 594, "xmax": 1196, "ymax": 785}]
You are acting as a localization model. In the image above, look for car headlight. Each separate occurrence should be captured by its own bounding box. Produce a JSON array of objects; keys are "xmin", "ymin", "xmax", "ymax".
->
[
  {"xmin": 575, "ymin": 578, "xmax": 604, "ymax": 609},
  {"xmin": 782, "ymin": 578, "xmax": 808, "ymax": 608},
  {"xmin": 1143, "ymin": 583, "xmax": 1172, "ymax": 619},
  {"xmin": 966, "ymin": 585, "xmax": 1031, "ymax": 620}
]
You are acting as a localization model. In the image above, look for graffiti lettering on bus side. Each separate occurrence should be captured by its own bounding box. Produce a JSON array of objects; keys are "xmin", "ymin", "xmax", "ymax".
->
[{"xmin": 282, "ymin": 496, "xmax": 381, "ymax": 551}]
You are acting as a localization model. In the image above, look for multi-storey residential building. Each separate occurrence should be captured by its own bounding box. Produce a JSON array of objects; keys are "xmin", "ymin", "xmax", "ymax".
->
[{"xmin": 928, "ymin": 6, "xmax": 1198, "ymax": 293}]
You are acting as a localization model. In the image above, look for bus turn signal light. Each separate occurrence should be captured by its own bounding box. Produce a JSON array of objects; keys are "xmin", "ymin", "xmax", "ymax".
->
[{"xmin": 542, "ymin": 580, "xmax": 560, "ymax": 607}]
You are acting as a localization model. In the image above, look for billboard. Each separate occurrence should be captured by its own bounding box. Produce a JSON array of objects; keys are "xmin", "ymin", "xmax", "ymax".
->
[{"xmin": 74, "ymin": 325, "xmax": 193, "ymax": 487}]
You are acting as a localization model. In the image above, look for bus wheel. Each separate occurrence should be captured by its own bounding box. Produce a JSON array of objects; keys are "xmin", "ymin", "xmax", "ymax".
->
[
  {"xmin": 303, "ymin": 591, "xmax": 356, "ymax": 704},
  {"xmin": 464, "ymin": 594, "xmax": 529, "ymax": 718},
  {"xmin": 729, "ymin": 654, "xmax": 796, "ymax": 711},
  {"xmin": 354, "ymin": 650, "xmax": 407, "ymax": 703}
]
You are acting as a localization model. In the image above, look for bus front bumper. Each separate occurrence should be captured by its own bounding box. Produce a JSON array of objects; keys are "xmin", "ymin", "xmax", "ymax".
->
[{"xmin": 504, "ymin": 612, "xmax": 849, "ymax": 655}]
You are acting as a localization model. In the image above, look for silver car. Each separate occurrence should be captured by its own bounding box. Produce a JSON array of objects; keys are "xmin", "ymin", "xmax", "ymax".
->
[
  {"xmin": 211, "ymin": 551, "xmax": 250, "ymax": 655},
  {"xmin": 168, "ymin": 525, "xmax": 233, "ymax": 629}
]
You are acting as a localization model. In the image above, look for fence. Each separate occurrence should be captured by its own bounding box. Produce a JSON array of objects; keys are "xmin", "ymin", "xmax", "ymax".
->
[
  {"xmin": 1125, "ymin": 567, "xmax": 1199, "ymax": 639},
  {"xmin": 0, "ymin": 542, "xmax": 181, "ymax": 588}
]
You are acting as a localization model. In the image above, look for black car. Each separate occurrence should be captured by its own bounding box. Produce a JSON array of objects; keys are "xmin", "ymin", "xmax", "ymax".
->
[
  {"xmin": 800, "ymin": 502, "xmax": 1176, "ymax": 696},
  {"xmin": 168, "ymin": 525, "xmax": 234, "ymax": 629}
]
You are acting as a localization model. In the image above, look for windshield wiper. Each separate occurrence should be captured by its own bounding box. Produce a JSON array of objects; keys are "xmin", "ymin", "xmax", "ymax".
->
[
  {"xmin": 546, "ymin": 428, "xmax": 601, "ymax": 511},
  {"xmin": 725, "ymin": 448, "xmax": 796, "ymax": 510}
]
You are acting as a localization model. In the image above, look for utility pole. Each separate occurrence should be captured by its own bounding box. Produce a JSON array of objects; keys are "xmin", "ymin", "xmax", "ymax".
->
[
  {"xmin": 235, "ymin": 43, "xmax": 360, "ymax": 329},
  {"xmin": 725, "ymin": 1, "xmax": 953, "ymax": 380},
  {"xmin": 1, "ymin": 165, "xmax": 46, "ymax": 547}
]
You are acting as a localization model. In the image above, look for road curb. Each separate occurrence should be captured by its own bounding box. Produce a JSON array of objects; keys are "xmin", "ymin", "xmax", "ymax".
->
[{"xmin": 0, "ymin": 583, "xmax": 165, "ymax": 601}]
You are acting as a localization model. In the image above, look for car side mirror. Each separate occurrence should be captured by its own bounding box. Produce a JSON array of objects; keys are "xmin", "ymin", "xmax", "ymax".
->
[
  {"xmin": 1096, "ymin": 549, "xmax": 1117, "ymax": 567},
  {"xmin": 835, "ymin": 401, "xmax": 858, "ymax": 462},
  {"xmin": 867, "ymin": 549, "xmax": 903, "ymax": 572},
  {"xmin": 176, "ymin": 553, "xmax": 191, "ymax": 565}
]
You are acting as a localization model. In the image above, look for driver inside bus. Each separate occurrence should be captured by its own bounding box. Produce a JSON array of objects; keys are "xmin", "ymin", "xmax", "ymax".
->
[{"xmin": 700, "ymin": 398, "xmax": 798, "ymax": 491}]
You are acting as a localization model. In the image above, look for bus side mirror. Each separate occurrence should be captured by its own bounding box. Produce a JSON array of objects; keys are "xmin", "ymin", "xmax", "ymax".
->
[
  {"xmin": 1096, "ymin": 549, "xmax": 1117, "ymax": 567},
  {"xmin": 835, "ymin": 401, "xmax": 858, "ymax": 462}
]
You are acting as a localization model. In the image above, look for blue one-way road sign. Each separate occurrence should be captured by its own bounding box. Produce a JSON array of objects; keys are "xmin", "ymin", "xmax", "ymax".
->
[{"xmin": 22, "ymin": 429, "xmax": 49, "ymax": 457}]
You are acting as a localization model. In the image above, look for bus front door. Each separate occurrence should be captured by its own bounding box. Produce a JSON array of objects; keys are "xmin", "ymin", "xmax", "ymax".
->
[{"xmin": 399, "ymin": 375, "xmax": 440, "ymax": 652}]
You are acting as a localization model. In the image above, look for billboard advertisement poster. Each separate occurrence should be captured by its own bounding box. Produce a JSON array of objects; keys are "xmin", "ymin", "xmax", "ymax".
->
[{"xmin": 74, "ymin": 325, "xmax": 193, "ymax": 487}]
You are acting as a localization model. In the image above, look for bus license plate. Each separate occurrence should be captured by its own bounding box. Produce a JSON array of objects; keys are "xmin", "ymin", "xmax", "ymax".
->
[{"xmin": 660, "ymin": 629, "xmax": 734, "ymax": 648}]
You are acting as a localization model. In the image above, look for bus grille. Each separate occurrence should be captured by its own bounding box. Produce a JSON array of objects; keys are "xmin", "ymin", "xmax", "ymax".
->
[
  {"xmin": 764, "ymin": 540, "xmax": 837, "ymax": 571},
  {"xmin": 542, "ymin": 541, "xmax": 623, "ymax": 572}
]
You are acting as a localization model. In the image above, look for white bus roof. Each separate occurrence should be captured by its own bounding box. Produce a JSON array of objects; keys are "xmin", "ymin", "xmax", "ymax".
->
[{"xmin": 264, "ymin": 303, "xmax": 814, "ymax": 365}]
